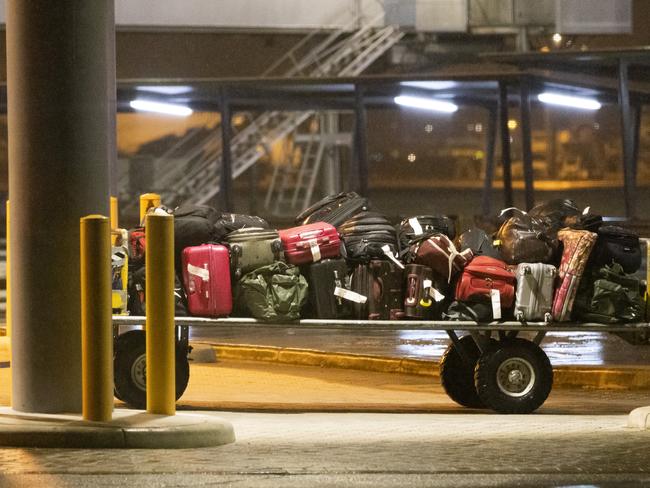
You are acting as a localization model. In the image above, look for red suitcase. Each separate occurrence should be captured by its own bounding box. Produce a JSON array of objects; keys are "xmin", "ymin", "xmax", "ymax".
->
[
  {"xmin": 182, "ymin": 244, "xmax": 232, "ymax": 317},
  {"xmin": 552, "ymin": 229, "xmax": 597, "ymax": 321},
  {"xmin": 455, "ymin": 256, "xmax": 516, "ymax": 309},
  {"xmin": 279, "ymin": 222, "xmax": 341, "ymax": 265}
]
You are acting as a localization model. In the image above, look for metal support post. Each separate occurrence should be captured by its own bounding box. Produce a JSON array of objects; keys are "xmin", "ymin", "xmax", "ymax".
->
[
  {"xmin": 80, "ymin": 215, "xmax": 113, "ymax": 422},
  {"xmin": 219, "ymin": 89, "xmax": 234, "ymax": 212},
  {"xmin": 519, "ymin": 78, "xmax": 535, "ymax": 210},
  {"xmin": 499, "ymin": 82, "xmax": 514, "ymax": 208},
  {"xmin": 353, "ymin": 86, "xmax": 368, "ymax": 195},
  {"xmin": 481, "ymin": 106, "xmax": 498, "ymax": 216},
  {"xmin": 139, "ymin": 192, "xmax": 161, "ymax": 224},
  {"xmin": 145, "ymin": 213, "xmax": 175, "ymax": 415},
  {"xmin": 618, "ymin": 60, "xmax": 636, "ymax": 219},
  {"xmin": 633, "ymin": 105, "xmax": 641, "ymax": 183}
]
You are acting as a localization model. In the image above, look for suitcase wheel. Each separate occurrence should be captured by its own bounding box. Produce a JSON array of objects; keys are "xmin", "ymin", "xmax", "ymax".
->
[
  {"xmin": 544, "ymin": 312, "xmax": 552, "ymax": 323},
  {"xmin": 515, "ymin": 310, "xmax": 524, "ymax": 322}
]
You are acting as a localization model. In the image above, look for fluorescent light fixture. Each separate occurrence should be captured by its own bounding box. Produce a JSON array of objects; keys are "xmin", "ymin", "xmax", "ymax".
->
[
  {"xmin": 400, "ymin": 81, "xmax": 457, "ymax": 90},
  {"xmin": 394, "ymin": 95, "xmax": 458, "ymax": 113},
  {"xmin": 130, "ymin": 99, "xmax": 193, "ymax": 117},
  {"xmin": 136, "ymin": 85, "xmax": 193, "ymax": 95},
  {"xmin": 537, "ymin": 92, "xmax": 601, "ymax": 110}
]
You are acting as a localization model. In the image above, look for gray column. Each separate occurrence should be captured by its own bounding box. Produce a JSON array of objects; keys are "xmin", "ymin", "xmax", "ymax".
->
[{"xmin": 7, "ymin": 0, "xmax": 114, "ymax": 412}]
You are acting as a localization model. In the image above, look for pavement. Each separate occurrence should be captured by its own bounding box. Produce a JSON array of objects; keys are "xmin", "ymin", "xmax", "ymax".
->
[{"xmin": 2, "ymin": 336, "xmax": 650, "ymax": 484}]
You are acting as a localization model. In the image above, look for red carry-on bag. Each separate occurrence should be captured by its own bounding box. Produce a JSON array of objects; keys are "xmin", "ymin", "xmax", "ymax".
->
[
  {"xmin": 181, "ymin": 244, "xmax": 232, "ymax": 317},
  {"xmin": 455, "ymin": 255, "xmax": 516, "ymax": 309},
  {"xmin": 279, "ymin": 222, "xmax": 341, "ymax": 265}
]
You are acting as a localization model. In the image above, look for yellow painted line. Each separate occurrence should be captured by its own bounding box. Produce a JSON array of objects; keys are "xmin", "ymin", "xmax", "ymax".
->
[{"xmin": 208, "ymin": 344, "xmax": 650, "ymax": 390}]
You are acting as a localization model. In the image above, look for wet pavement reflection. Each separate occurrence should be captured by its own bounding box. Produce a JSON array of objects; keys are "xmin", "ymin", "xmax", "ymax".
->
[{"xmin": 189, "ymin": 326, "xmax": 650, "ymax": 366}]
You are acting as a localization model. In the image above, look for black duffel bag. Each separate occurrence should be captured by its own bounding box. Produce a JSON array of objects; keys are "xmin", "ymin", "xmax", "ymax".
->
[
  {"xmin": 338, "ymin": 211, "xmax": 399, "ymax": 263},
  {"xmin": 591, "ymin": 225, "xmax": 641, "ymax": 274},
  {"xmin": 214, "ymin": 213, "xmax": 269, "ymax": 242},
  {"xmin": 295, "ymin": 192, "xmax": 368, "ymax": 227},
  {"xmin": 397, "ymin": 215, "xmax": 456, "ymax": 251},
  {"xmin": 173, "ymin": 204, "xmax": 220, "ymax": 270}
]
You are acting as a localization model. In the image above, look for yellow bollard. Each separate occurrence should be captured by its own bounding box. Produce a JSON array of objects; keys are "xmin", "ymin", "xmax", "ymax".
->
[
  {"xmin": 140, "ymin": 193, "xmax": 161, "ymax": 225},
  {"xmin": 145, "ymin": 213, "xmax": 175, "ymax": 415},
  {"xmin": 80, "ymin": 215, "xmax": 113, "ymax": 422},
  {"xmin": 6, "ymin": 200, "xmax": 10, "ymax": 406},
  {"xmin": 110, "ymin": 196, "xmax": 119, "ymax": 246},
  {"xmin": 110, "ymin": 196, "xmax": 118, "ymax": 230}
]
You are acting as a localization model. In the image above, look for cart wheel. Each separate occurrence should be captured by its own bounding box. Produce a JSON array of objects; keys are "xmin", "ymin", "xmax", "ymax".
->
[
  {"xmin": 475, "ymin": 338, "xmax": 553, "ymax": 414},
  {"xmin": 440, "ymin": 335, "xmax": 494, "ymax": 409},
  {"xmin": 113, "ymin": 330, "xmax": 190, "ymax": 409}
]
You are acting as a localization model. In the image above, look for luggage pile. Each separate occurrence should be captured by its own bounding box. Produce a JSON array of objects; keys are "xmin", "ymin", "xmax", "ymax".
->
[{"xmin": 121, "ymin": 194, "xmax": 647, "ymax": 325}]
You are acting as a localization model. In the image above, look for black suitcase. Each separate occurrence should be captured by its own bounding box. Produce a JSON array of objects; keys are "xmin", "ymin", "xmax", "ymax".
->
[
  {"xmin": 304, "ymin": 258, "xmax": 351, "ymax": 319},
  {"xmin": 350, "ymin": 260, "xmax": 405, "ymax": 320},
  {"xmin": 404, "ymin": 264, "xmax": 446, "ymax": 319}
]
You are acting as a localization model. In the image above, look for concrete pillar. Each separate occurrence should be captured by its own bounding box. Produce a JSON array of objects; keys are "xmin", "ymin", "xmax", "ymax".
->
[{"xmin": 7, "ymin": 0, "xmax": 114, "ymax": 412}]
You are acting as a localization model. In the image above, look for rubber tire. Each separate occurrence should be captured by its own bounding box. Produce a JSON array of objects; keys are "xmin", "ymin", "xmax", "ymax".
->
[
  {"xmin": 440, "ymin": 335, "xmax": 494, "ymax": 409},
  {"xmin": 475, "ymin": 338, "xmax": 553, "ymax": 414},
  {"xmin": 113, "ymin": 330, "xmax": 190, "ymax": 410}
]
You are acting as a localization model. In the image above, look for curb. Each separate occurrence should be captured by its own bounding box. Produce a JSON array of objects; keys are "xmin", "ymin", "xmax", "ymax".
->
[
  {"xmin": 209, "ymin": 343, "xmax": 650, "ymax": 391},
  {"xmin": 0, "ymin": 408, "xmax": 235, "ymax": 449}
]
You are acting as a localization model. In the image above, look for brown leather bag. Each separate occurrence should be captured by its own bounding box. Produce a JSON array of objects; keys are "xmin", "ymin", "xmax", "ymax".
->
[
  {"xmin": 495, "ymin": 208, "xmax": 557, "ymax": 265},
  {"xmin": 410, "ymin": 234, "xmax": 473, "ymax": 283}
]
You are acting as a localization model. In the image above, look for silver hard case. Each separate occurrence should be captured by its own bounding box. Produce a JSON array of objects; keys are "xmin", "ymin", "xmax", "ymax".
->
[{"xmin": 515, "ymin": 263, "xmax": 556, "ymax": 322}]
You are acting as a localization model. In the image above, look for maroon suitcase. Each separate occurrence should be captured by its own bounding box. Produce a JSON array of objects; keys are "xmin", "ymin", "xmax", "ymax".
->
[
  {"xmin": 552, "ymin": 229, "xmax": 597, "ymax": 321},
  {"xmin": 279, "ymin": 222, "xmax": 341, "ymax": 265},
  {"xmin": 182, "ymin": 244, "xmax": 232, "ymax": 317}
]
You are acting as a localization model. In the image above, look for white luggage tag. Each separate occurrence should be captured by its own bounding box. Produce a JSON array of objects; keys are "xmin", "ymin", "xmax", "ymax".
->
[
  {"xmin": 334, "ymin": 287, "xmax": 367, "ymax": 304},
  {"xmin": 490, "ymin": 289, "xmax": 502, "ymax": 320},
  {"xmin": 187, "ymin": 263, "xmax": 210, "ymax": 281},
  {"xmin": 583, "ymin": 206, "xmax": 590, "ymax": 215},
  {"xmin": 408, "ymin": 217, "xmax": 424, "ymax": 236},
  {"xmin": 424, "ymin": 278, "xmax": 445, "ymax": 303},
  {"xmin": 308, "ymin": 238, "xmax": 322, "ymax": 262},
  {"xmin": 382, "ymin": 245, "xmax": 405, "ymax": 269}
]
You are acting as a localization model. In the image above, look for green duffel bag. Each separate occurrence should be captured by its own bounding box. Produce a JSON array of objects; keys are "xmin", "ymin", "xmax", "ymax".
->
[
  {"xmin": 575, "ymin": 263, "xmax": 643, "ymax": 324},
  {"xmin": 239, "ymin": 261, "xmax": 308, "ymax": 322}
]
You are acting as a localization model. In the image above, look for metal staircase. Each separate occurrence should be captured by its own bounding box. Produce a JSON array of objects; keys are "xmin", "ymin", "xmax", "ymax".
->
[{"xmin": 124, "ymin": 5, "xmax": 403, "ymax": 210}]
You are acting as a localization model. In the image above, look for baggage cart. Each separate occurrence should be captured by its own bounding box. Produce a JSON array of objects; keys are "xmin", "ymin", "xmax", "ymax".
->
[{"xmin": 111, "ymin": 315, "xmax": 650, "ymax": 414}]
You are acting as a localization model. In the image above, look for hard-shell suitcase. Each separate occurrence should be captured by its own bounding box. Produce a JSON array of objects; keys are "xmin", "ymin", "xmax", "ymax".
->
[
  {"xmin": 224, "ymin": 228, "xmax": 283, "ymax": 279},
  {"xmin": 182, "ymin": 244, "xmax": 232, "ymax": 317},
  {"xmin": 455, "ymin": 255, "xmax": 516, "ymax": 309},
  {"xmin": 279, "ymin": 222, "xmax": 341, "ymax": 265},
  {"xmin": 350, "ymin": 260, "xmax": 405, "ymax": 320},
  {"xmin": 403, "ymin": 264, "xmax": 446, "ymax": 319},
  {"xmin": 514, "ymin": 263, "xmax": 556, "ymax": 322},
  {"xmin": 552, "ymin": 229, "xmax": 597, "ymax": 321},
  {"xmin": 305, "ymin": 258, "xmax": 351, "ymax": 319}
]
